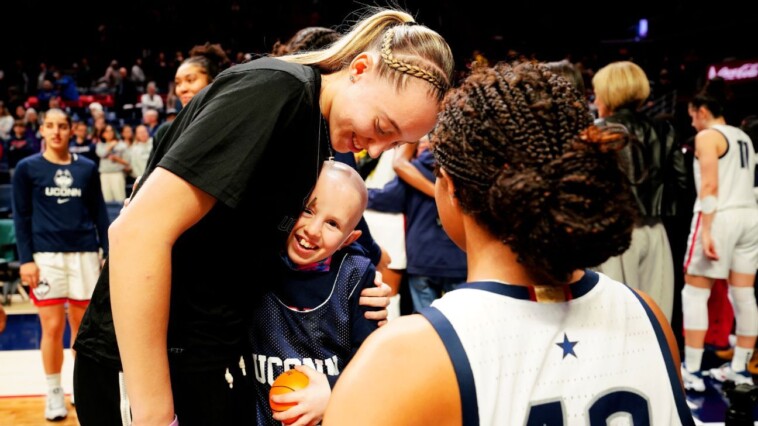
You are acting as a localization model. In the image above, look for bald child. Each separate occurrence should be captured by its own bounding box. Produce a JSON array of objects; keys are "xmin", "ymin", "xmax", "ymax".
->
[{"xmin": 247, "ymin": 161, "xmax": 378, "ymax": 426}]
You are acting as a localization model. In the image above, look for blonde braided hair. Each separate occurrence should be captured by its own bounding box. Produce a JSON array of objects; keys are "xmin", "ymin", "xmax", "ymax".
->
[
  {"xmin": 381, "ymin": 27, "xmax": 446, "ymax": 91},
  {"xmin": 278, "ymin": 8, "xmax": 453, "ymax": 102}
]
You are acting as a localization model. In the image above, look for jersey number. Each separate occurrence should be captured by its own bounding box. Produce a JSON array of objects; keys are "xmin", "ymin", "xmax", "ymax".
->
[
  {"xmin": 738, "ymin": 140, "xmax": 750, "ymax": 168},
  {"xmin": 526, "ymin": 390, "xmax": 650, "ymax": 425}
]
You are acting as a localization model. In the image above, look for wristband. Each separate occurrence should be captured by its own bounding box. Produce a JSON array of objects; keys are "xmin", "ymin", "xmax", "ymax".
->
[
  {"xmin": 700, "ymin": 195, "xmax": 717, "ymax": 214},
  {"xmin": 169, "ymin": 415, "xmax": 179, "ymax": 426}
]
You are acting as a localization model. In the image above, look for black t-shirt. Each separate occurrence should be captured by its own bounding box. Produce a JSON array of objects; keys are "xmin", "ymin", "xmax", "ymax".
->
[{"xmin": 75, "ymin": 58, "xmax": 332, "ymax": 371}]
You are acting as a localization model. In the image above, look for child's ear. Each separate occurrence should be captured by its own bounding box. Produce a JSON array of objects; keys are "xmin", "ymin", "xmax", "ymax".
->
[{"xmin": 340, "ymin": 230, "xmax": 362, "ymax": 249}]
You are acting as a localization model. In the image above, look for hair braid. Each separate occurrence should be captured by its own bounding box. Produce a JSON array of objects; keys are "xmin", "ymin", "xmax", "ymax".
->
[
  {"xmin": 432, "ymin": 61, "xmax": 636, "ymax": 283},
  {"xmin": 380, "ymin": 27, "xmax": 447, "ymax": 92},
  {"xmin": 277, "ymin": 8, "xmax": 454, "ymax": 102}
]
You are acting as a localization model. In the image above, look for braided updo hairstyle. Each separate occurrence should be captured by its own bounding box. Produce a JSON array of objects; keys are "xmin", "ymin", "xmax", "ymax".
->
[{"xmin": 431, "ymin": 61, "xmax": 636, "ymax": 283}]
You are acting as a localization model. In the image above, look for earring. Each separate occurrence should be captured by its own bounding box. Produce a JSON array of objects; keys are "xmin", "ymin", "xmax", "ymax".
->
[{"xmin": 349, "ymin": 75, "xmax": 355, "ymax": 83}]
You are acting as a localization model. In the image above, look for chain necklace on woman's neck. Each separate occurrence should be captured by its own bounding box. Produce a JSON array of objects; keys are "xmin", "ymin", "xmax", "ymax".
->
[{"xmin": 318, "ymin": 114, "xmax": 335, "ymax": 179}]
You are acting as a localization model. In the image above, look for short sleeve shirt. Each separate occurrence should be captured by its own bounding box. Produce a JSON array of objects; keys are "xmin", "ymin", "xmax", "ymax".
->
[{"xmin": 74, "ymin": 58, "xmax": 332, "ymax": 371}]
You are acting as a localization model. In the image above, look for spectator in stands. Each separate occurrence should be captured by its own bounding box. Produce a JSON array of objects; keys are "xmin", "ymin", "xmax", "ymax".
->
[
  {"xmin": 90, "ymin": 115, "xmax": 107, "ymax": 144},
  {"xmin": 128, "ymin": 124, "xmax": 152, "ymax": 181},
  {"xmin": 0, "ymin": 100, "xmax": 13, "ymax": 141},
  {"xmin": 69, "ymin": 121, "xmax": 98, "ymax": 164},
  {"xmin": 86, "ymin": 102, "xmax": 105, "ymax": 130},
  {"xmin": 152, "ymin": 52, "xmax": 172, "ymax": 94},
  {"xmin": 23, "ymin": 108, "xmax": 41, "ymax": 146},
  {"xmin": 96, "ymin": 60, "xmax": 120, "ymax": 93},
  {"xmin": 47, "ymin": 96, "xmax": 65, "ymax": 113},
  {"xmin": 36, "ymin": 79, "xmax": 58, "ymax": 111},
  {"xmin": 95, "ymin": 124, "xmax": 130, "ymax": 202},
  {"xmin": 36, "ymin": 63, "xmax": 52, "ymax": 92},
  {"xmin": 130, "ymin": 58, "xmax": 146, "ymax": 93},
  {"xmin": 141, "ymin": 108, "xmax": 160, "ymax": 138},
  {"xmin": 53, "ymin": 68, "xmax": 80, "ymax": 102},
  {"xmin": 14, "ymin": 104, "xmax": 26, "ymax": 120},
  {"xmin": 115, "ymin": 67, "xmax": 139, "ymax": 119},
  {"xmin": 7, "ymin": 119, "xmax": 37, "ymax": 176},
  {"xmin": 139, "ymin": 81, "xmax": 164, "ymax": 118},
  {"xmin": 164, "ymin": 82, "xmax": 182, "ymax": 114},
  {"xmin": 119, "ymin": 124, "xmax": 131, "ymax": 143},
  {"xmin": 75, "ymin": 57, "xmax": 95, "ymax": 92}
]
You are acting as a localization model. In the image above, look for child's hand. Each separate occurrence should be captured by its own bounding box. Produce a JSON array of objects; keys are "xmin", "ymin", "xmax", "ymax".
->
[{"xmin": 271, "ymin": 365, "xmax": 331, "ymax": 426}]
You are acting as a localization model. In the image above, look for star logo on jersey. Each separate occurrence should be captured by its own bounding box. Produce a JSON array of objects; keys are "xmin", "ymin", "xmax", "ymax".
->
[{"xmin": 556, "ymin": 333, "xmax": 578, "ymax": 359}]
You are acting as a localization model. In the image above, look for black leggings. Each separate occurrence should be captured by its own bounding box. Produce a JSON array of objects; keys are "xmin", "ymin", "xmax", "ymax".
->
[
  {"xmin": 74, "ymin": 353, "xmax": 127, "ymax": 426},
  {"xmin": 74, "ymin": 353, "xmax": 255, "ymax": 426}
]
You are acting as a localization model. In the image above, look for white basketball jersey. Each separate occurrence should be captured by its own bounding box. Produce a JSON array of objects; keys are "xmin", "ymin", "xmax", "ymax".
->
[
  {"xmin": 422, "ymin": 270, "xmax": 694, "ymax": 426},
  {"xmin": 693, "ymin": 124, "xmax": 756, "ymax": 212}
]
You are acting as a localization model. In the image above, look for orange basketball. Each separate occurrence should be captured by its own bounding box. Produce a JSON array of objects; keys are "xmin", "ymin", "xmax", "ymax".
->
[{"xmin": 269, "ymin": 369, "xmax": 310, "ymax": 415}]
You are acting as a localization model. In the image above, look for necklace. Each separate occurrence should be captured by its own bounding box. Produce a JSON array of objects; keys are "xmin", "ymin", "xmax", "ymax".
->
[{"xmin": 318, "ymin": 114, "xmax": 335, "ymax": 179}]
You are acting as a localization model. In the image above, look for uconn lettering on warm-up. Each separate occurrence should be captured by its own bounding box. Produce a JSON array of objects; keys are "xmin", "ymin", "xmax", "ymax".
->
[{"xmin": 252, "ymin": 354, "xmax": 340, "ymax": 385}]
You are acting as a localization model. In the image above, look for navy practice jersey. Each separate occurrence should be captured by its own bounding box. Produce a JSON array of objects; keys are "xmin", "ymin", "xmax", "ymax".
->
[
  {"xmin": 248, "ymin": 250, "xmax": 377, "ymax": 425},
  {"xmin": 12, "ymin": 153, "xmax": 109, "ymax": 263}
]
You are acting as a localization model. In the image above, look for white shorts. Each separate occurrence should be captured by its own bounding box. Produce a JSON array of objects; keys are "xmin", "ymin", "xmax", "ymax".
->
[
  {"xmin": 363, "ymin": 210, "xmax": 407, "ymax": 270},
  {"xmin": 30, "ymin": 252, "xmax": 101, "ymax": 307},
  {"xmin": 684, "ymin": 208, "xmax": 758, "ymax": 279}
]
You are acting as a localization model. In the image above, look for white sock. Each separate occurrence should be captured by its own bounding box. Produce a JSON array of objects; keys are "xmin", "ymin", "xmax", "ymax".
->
[
  {"xmin": 684, "ymin": 346, "xmax": 704, "ymax": 372},
  {"xmin": 732, "ymin": 346, "xmax": 754, "ymax": 372},
  {"xmin": 388, "ymin": 294, "xmax": 401, "ymax": 322},
  {"xmin": 46, "ymin": 373, "xmax": 62, "ymax": 391}
]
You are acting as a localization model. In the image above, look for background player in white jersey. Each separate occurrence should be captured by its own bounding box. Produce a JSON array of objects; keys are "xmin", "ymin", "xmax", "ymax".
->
[
  {"xmin": 12, "ymin": 108, "xmax": 109, "ymax": 421},
  {"xmin": 680, "ymin": 78, "xmax": 758, "ymax": 391},
  {"xmin": 324, "ymin": 61, "xmax": 694, "ymax": 425}
]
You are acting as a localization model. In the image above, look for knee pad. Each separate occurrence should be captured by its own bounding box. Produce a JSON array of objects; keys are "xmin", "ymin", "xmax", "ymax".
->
[
  {"xmin": 730, "ymin": 286, "xmax": 758, "ymax": 336},
  {"xmin": 682, "ymin": 284, "xmax": 710, "ymax": 331}
]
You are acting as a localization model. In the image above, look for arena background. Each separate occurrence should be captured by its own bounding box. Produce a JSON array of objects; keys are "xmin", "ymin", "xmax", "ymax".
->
[{"xmin": 2, "ymin": 0, "xmax": 757, "ymax": 145}]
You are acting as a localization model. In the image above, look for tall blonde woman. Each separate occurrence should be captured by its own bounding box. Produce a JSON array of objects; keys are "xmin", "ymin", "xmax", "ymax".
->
[{"xmin": 74, "ymin": 7, "xmax": 454, "ymax": 425}]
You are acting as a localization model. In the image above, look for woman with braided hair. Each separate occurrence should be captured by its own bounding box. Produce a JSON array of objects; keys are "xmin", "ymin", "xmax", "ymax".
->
[
  {"xmin": 325, "ymin": 61, "xmax": 694, "ymax": 425},
  {"xmin": 73, "ymin": 7, "xmax": 454, "ymax": 425}
]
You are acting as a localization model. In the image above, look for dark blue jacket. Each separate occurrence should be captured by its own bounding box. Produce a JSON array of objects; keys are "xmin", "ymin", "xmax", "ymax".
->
[{"xmin": 367, "ymin": 150, "xmax": 467, "ymax": 277}]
